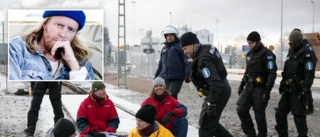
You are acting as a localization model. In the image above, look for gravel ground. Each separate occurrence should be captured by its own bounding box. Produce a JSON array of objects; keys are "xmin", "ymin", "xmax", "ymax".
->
[
  {"xmin": 0, "ymin": 79, "xmax": 78, "ymax": 137},
  {"xmin": 105, "ymin": 75, "xmax": 320, "ymax": 137},
  {"xmin": 0, "ymin": 95, "xmax": 75, "ymax": 137}
]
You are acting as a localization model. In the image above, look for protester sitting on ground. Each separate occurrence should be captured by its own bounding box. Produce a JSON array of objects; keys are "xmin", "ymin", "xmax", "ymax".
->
[
  {"xmin": 76, "ymin": 81, "xmax": 119, "ymax": 137},
  {"xmin": 140, "ymin": 77, "xmax": 188, "ymax": 137},
  {"xmin": 44, "ymin": 118, "xmax": 77, "ymax": 137},
  {"xmin": 129, "ymin": 104, "xmax": 174, "ymax": 137}
]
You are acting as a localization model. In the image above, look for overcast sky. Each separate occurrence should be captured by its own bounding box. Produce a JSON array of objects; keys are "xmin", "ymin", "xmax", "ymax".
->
[{"xmin": 0, "ymin": 0, "xmax": 319, "ymax": 47}]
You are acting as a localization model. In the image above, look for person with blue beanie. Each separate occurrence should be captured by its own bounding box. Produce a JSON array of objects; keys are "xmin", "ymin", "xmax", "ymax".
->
[
  {"xmin": 9, "ymin": 10, "xmax": 95, "ymax": 80},
  {"xmin": 16, "ymin": 10, "xmax": 94, "ymax": 136}
]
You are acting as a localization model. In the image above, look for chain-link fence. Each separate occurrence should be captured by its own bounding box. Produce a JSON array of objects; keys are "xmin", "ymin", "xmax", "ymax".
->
[{"xmin": 130, "ymin": 53, "xmax": 157, "ymax": 78}]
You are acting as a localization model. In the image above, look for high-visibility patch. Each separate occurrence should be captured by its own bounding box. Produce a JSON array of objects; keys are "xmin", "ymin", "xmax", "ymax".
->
[
  {"xmin": 202, "ymin": 67, "xmax": 211, "ymax": 78},
  {"xmin": 286, "ymin": 57, "xmax": 290, "ymax": 61},
  {"xmin": 306, "ymin": 62, "xmax": 313, "ymax": 70},
  {"xmin": 268, "ymin": 61, "xmax": 274, "ymax": 69},
  {"xmin": 216, "ymin": 51, "xmax": 221, "ymax": 59},
  {"xmin": 309, "ymin": 47, "xmax": 313, "ymax": 51},
  {"xmin": 209, "ymin": 47, "xmax": 214, "ymax": 55},
  {"xmin": 162, "ymin": 49, "xmax": 167, "ymax": 53},
  {"xmin": 306, "ymin": 54, "xmax": 310, "ymax": 57},
  {"xmin": 247, "ymin": 57, "xmax": 251, "ymax": 61},
  {"xmin": 267, "ymin": 56, "xmax": 273, "ymax": 60}
]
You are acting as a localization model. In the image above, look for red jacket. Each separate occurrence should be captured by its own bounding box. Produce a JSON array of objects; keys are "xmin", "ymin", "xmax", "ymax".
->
[
  {"xmin": 141, "ymin": 95, "xmax": 187, "ymax": 130},
  {"xmin": 76, "ymin": 92, "xmax": 119, "ymax": 137}
]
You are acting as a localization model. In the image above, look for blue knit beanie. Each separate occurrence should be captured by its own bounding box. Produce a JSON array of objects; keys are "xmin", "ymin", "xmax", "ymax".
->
[{"xmin": 43, "ymin": 10, "xmax": 86, "ymax": 30}]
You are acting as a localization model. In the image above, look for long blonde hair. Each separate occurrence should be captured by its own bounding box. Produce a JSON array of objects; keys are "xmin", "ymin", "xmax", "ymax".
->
[
  {"xmin": 22, "ymin": 17, "xmax": 92, "ymax": 68},
  {"xmin": 150, "ymin": 87, "xmax": 171, "ymax": 98}
]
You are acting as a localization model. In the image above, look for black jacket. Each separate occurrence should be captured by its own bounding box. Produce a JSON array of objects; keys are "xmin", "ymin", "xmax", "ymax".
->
[
  {"xmin": 245, "ymin": 44, "xmax": 277, "ymax": 92},
  {"xmin": 282, "ymin": 40, "xmax": 317, "ymax": 89},
  {"xmin": 190, "ymin": 44, "xmax": 227, "ymax": 103}
]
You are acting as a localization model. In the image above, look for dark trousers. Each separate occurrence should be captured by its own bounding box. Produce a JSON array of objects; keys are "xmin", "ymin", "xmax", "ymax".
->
[
  {"xmin": 275, "ymin": 91, "xmax": 308, "ymax": 137},
  {"xmin": 165, "ymin": 79, "xmax": 184, "ymax": 99},
  {"xmin": 236, "ymin": 86, "xmax": 268, "ymax": 137},
  {"xmin": 199, "ymin": 79, "xmax": 233, "ymax": 137},
  {"xmin": 27, "ymin": 82, "xmax": 64, "ymax": 129},
  {"xmin": 172, "ymin": 117, "xmax": 188, "ymax": 137}
]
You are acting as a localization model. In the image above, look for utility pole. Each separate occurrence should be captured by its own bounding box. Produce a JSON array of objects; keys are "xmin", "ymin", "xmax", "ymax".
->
[
  {"xmin": 280, "ymin": 0, "xmax": 283, "ymax": 70},
  {"xmin": 132, "ymin": 0, "xmax": 136, "ymax": 46},
  {"xmin": 216, "ymin": 19, "xmax": 220, "ymax": 52},
  {"xmin": 1, "ymin": 21, "xmax": 8, "ymax": 93},
  {"xmin": 169, "ymin": 12, "xmax": 172, "ymax": 25},
  {"xmin": 148, "ymin": 30, "xmax": 152, "ymax": 78},
  {"xmin": 117, "ymin": 0, "xmax": 127, "ymax": 88},
  {"xmin": 2, "ymin": 22, "xmax": 4, "ymax": 44},
  {"xmin": 311, "ymin": 1, "xmax": 315, "ymax": 33}
]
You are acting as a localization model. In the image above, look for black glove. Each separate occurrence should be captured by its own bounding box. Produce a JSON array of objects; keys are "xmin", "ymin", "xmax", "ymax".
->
[
  {"xmin": 89, "ymin": 129, "xmax": 106, "ymax": 137},
  {"xmin": 279, "ymin": 81, "xmax": 287, "ymax": 95},
  {"xmin": 262, "ymin": 93, "xmax": 270, "ymax": 103},
  {"xmin": 262, "ymin": 89, "xmax": 271, "ymax": 103},
  {"xmin": 299, "ymin": 81, "xmax": 307, "ymax": 100},
  {"xmin": 238, "ymin": 86, "xmax": 243, "ymax": 96},
  {"xmin": 95, "ymin": 133, "xmax": 107, "ymax": 137},
  {"xmin": 185, "ymin": 76, "xmax": 191, "ymax": 83},
  {"xmin": 299, "ymin": 88, "xmax": 307, "ymax": 100},
  {"xmin": 161, "ymin": 111, "xmax": 176, "ymax": 125},
  {"xmin": 207, "ymin": 103, "xmax": 216, "ymax": 119},
  {"xmin": 238, "ymin": 76, "xmax": 247, "ymax": 96}
]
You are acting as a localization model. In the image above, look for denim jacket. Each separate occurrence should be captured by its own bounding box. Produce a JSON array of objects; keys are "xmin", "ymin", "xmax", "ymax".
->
[{"xmin": 9, "ymin": 36, "xmax": 95, "ymax": 80}]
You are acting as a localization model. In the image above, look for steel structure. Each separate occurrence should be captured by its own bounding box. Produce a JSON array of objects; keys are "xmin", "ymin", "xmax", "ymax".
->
[{"xmin": 117, "ymin": 0, "xmax": 127, "ymax": 88}]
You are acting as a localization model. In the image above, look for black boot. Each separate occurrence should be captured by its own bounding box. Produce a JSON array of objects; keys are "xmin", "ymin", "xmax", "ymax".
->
[
  {"xmin": 14, "ymin": 89, "xmax": 27, "ymax": 95},
  {"xmin": 24, "ymin": 127, "xmax": 35, "ymax": 136},
  {"xmin": 306, "ymin": 104, "xmax": 314, "ymax": 115}
]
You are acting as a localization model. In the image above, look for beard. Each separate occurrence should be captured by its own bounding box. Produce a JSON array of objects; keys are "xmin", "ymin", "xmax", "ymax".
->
[
  {"xmin": 43, "ymin": 35, "xmax": 64, "ymax": 54},
  {"xmin": 42, "ymin": 33, "xmax": 57, "ymax": 53},
  {"xmin": 44, "ymin": 41, "xmax": 53, "ymax": 53}
]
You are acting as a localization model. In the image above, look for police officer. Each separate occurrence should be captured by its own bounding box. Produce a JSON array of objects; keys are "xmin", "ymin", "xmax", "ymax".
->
[
  {"xmin": 275, "ymin": 28, "xmax": 317, "ymax": 137},
  {"xmin": 180, "ymin": 32, "xmax": 233, "ymax": 137},
  {"xmin": 237, "ymin": 31, "xmax": 277, "ymax": 137},
  {"xmin": 302, "ymin": 37, "xmax": 316, "ymax": 115}
]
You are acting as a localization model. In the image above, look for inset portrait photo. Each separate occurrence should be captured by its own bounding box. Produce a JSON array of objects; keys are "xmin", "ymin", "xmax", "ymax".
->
[{"xmin": 8, "ymin": 9, "xmax": 103, "ymax": 81}]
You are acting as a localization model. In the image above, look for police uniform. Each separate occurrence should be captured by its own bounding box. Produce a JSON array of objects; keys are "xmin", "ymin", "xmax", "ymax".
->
[
  {"xmin": 275, "ymin": 39, "xmax": 317, "ymax": 137},
  {"xmin": 303, "ymin": 40, "xmax": 315, "ymax": 114},
  {"xmin": 236, "ymin": 43, "xmax": 277, "ymax": 137},
  {"xmin": 190, "ymin": 44, "xmax": 233, "ymax": 137}
]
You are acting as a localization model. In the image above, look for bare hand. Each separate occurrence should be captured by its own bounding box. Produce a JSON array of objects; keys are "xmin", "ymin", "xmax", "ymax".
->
[{"xmin": 51, "ymin": 40, "xmax": 80, "ymax": 71}]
